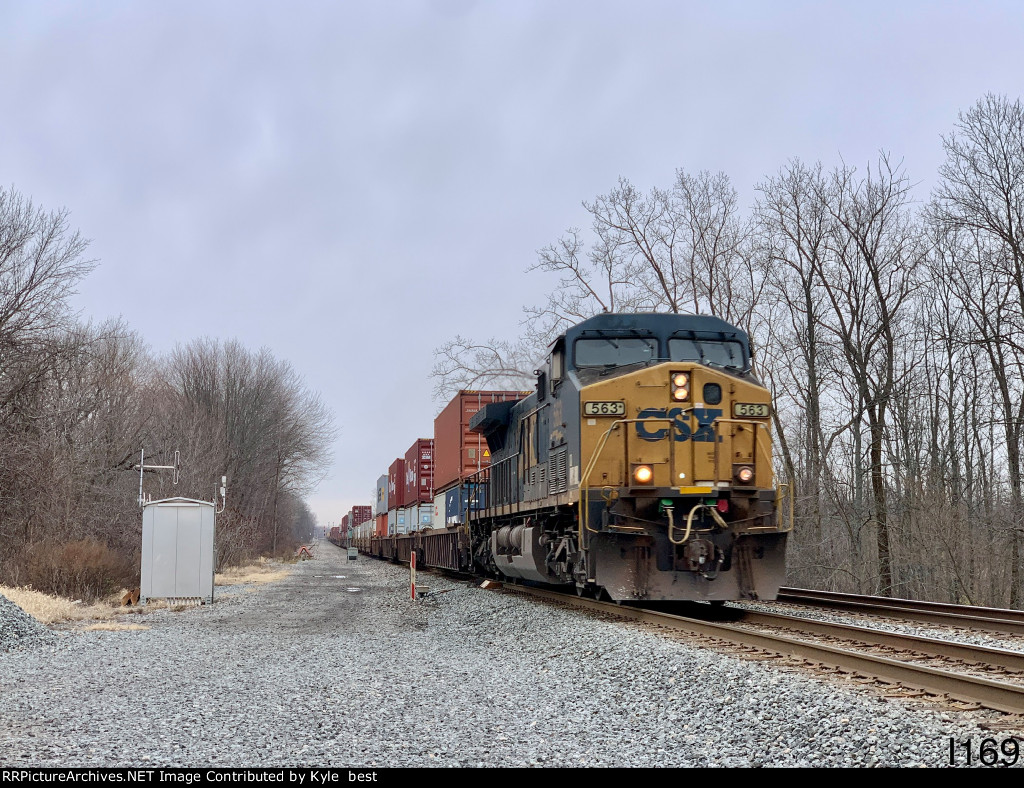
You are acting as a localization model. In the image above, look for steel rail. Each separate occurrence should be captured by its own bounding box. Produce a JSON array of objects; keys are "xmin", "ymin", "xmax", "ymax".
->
[
  {"xmin": 777, "ymin": 587, "xmax": 1024, "ymax": 635},
  {"xmin": 501, "ymin": 585, "xmax": 1024, "ymax": 715},
  {"xmin": 738, "ymin": 609, "xmax": 1024, "ymax": 672}
]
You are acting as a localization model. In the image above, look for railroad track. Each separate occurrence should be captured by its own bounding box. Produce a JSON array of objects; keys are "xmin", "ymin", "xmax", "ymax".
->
[
  {"xmin": 498, "ymin": 584, "xmax": 1024, "ymax": 716},
  {"xmin": 776, "ymin": 587, "xmax": 1024, "ymax": 635}
]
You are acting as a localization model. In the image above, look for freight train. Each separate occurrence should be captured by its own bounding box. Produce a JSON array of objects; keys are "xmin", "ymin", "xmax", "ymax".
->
[
  {"xmin": 328, "ymin": 507, "xmax": 371, "ymax": 547},
  {"xmin": 349, "ymin": 312, "xmax": 791, "ymax": 602}
]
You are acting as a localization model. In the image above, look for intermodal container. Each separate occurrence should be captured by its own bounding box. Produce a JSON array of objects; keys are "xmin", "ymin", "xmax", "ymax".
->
[
  {"xmin": 433, "ymin": 490, "xmax": 447, "ymax": 529},
  {"xmin": 433, "ymin": 390, "xmax": 530, "ymax": 491},
  {"xmin": 375, "ymin": 475, "xmax": 389, "ymax": 516},
  {"xmin": 388, "ymin": 508, "xmax": 410, "ymax": 535},
  {"xmin": 388, "ymin": 458, "xmax": 407, "ymax": 511},
  {"xmin": 403, "ymin": 438, "xmax": 434, "ymax": 504},
  {"xmin": 409, "ymin": 503, "xmax": 433, "ymax": 530},
  {"xmin": 374, "ymin": 513, "xmax": 388, "ymax": 537},
  {"xmin": 444, "ymin": 482, "xmax": 488, "ymax": 526},
  {"xmin": 352, "ymin": 505, "xmax": 373, "ymax": 526}
]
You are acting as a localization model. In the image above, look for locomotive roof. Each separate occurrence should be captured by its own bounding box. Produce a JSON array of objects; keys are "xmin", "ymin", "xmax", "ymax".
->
[{"xmin": 561, "ymin": 312, "xmax": 749, "ymax": 344}]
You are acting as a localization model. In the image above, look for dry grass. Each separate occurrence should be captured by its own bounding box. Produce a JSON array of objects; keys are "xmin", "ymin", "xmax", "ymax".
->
[
  {"xmin": 215, "ymin": 557, "xmax": 291, "ymax": 587},
  {"xmin": 2, "ymin": 557, "xmax": 291, "ymax": 626},
  {"xmin": 84, "ymin": 622, "xmax": 151, "ymax": 632},
  {"xmin": 0, "ymin": 585, "xmax": 119, "ymax": 624}
]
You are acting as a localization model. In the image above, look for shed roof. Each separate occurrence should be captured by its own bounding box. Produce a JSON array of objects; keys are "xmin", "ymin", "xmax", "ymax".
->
[{"xmin": 144, "ymin": 497, "xmax": 214, "ymax": 508}]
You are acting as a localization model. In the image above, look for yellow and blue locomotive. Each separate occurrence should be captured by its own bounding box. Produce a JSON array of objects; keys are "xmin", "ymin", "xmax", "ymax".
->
[{"xmin": 466, "ymin": 312, "xmax": 790, "ymax": 601}]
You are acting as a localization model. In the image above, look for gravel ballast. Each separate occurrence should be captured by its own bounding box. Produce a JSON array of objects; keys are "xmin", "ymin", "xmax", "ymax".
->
[
  {"xmin": 0, "ymin": 547, "xmax": 1019, "ymax": 768},
  {"xmin": 0, "ymin": 593, "xmax": 56, "ymax": 654}
]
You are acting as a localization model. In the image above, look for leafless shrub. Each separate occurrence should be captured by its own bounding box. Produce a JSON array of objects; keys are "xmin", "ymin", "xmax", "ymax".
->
[{"xmin": 17, "ymin": 539, "xmax": 138, "ymax": 603}]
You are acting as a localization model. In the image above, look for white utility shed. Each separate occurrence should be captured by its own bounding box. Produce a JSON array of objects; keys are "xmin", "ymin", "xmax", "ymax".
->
[{"xmin": 140, "ymin": 497, "xmax": 216, "ymax": 604}]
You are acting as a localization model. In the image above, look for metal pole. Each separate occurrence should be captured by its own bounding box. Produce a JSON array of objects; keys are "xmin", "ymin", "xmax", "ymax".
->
[{"xmin": 138, "ymin": 448, "xmax": 145, "ymax": 507}]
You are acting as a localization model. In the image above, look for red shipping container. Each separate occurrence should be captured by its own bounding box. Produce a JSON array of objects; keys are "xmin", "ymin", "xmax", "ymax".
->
[
  {"xmin": 352, "ymin": 505, "xmax": 372, "ymax": 526},
  {"xmin": 374, "ymin": 513, "xmax": 388, "ymax": 537},
  {"xmin": 433, "ymin": 390, "xmax": 530, "ymax": 491},
  {"xmin": 341, "ymin": 514, "xmax": 350, "ymax": 534},
  {"xmin": 388, "ymin": 457, "xmax": 407, "ymax": 510},
  {"xmin": 403, "ymin": 438, "xmax": 434, "ymax": 504}
]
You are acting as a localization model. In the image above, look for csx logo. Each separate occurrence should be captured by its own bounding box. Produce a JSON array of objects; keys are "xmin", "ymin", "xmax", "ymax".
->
[{"xmin": 635, "ymin": 407, "xmax": 723, "ymax": 442}]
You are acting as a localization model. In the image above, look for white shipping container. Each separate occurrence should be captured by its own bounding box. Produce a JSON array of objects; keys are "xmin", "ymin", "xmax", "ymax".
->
[
  {"xmin": 388, "ymin": 508, "xmax": 411, "ymax": 536},
  {"xmin": 433, "ymin": 491, "xmax": 447, "ymax": 530},
  {"xmin": 408, "ymin": 503, "xmax": 433, "ymax": 531}
]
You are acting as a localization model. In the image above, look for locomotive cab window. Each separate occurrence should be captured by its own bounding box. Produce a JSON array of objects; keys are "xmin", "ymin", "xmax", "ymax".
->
[
  {"xmin": 668, "ymin": 337, "xmax": 745, "ymax": 370},
  {"xmin": 575, "ymin": 337, "xmax": 657, "ymax": 368},
  {"xmin": 548, "ymin": 339, "xmax": 565, "ymax": 397},
  {"xmin": 550, "ymin": 343, "xmax": 565, "ymax": 392}
]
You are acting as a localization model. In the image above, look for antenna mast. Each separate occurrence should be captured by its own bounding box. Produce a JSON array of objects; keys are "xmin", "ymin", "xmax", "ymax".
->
[{"xmin": 136, "ymin": 449, "xmax": 181, "ymax": 507}]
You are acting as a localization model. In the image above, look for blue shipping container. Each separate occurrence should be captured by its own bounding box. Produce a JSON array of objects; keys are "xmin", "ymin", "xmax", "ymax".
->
[{"xmin": 444, "ymin": 483, "xmax": 488, "ymax": 525}]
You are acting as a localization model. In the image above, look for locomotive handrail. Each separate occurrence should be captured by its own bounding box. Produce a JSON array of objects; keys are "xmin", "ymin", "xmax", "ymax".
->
[
  {"xmin": 467, "ymin": 453, "xmax": 521, "ymax": 513},
  {"xmin": 493, "ymin": 453, "xmax": 520, "ymax": 507},
  {"xmin": 580, "ymin": 416, "xmax": 677, "ymax": 539}
]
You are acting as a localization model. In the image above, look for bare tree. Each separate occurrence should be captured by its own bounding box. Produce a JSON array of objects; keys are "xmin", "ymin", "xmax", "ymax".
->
[
  {"xmin": 434, "ymin": 169, "xmax": 759, "ymax": 399},
  {"xmin": 0, "ymin": 186, "xmax": 93, "ymax": 355},
  {"xmin": 525, "ymin": 227, "xmax": 655, "ymax": 341},
  {"xmin": 814, "ymin": 155, "xmax": 925, "ymax": 595},
  {"xmin": 161, "ymin": 339, "xmax": 335, "ymax": 561},
  {"xmin": 755, "ymin": 160, "xmax": 833, "ymax": 524},
  {"xmin": 931, "ymin": 93, "xmax": 1024, "ymax": 604},
  {"xmin": 576, "ymin": 170, "xmax": 755, "ymax": 319},
  {"xmin": 0, "ymin": 185, "xmax": 334, "ymax": 590},
  {"xmin": 430, "ymin": 335, "xmax": 538, "ymax": 402}
]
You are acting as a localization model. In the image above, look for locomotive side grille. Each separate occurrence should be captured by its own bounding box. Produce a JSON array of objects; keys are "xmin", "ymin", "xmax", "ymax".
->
[{"xmin": 549, "ymin": 446, "xmax": 568, "ymax": 495}]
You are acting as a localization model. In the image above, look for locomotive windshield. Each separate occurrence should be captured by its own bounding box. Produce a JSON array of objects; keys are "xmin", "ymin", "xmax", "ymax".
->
[
  {"xmin": 668, "ymin": 337, "xmax": 746, "ymax": 370},
  {"xmin": 574, "ymin": 337, "xmax": 657, "ymax": 368}
]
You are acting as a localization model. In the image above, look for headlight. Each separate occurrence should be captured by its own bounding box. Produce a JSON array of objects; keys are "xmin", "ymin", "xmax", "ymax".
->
[
  {"xmin": 633, "ymin": 465, "xmax": 654, "ymax": 485},
  {"xmin": 735, "ymin": 465, "xmax": 755, "ymax": 485},
  {"xmin": 671, "ymin": 372, "xmax": 690, "ymax": 402}
]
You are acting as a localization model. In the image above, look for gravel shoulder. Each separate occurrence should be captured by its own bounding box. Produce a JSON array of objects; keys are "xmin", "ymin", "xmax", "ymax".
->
[{"xmin": 0, "ymin": 545, "xmax": 1018, "ymax": 768}]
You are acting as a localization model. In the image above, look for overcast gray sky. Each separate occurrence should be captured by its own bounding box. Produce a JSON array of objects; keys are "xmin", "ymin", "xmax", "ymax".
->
[{"xmin": 1, "ymin": 0, "xmax": 1021, "ymax": 526}]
